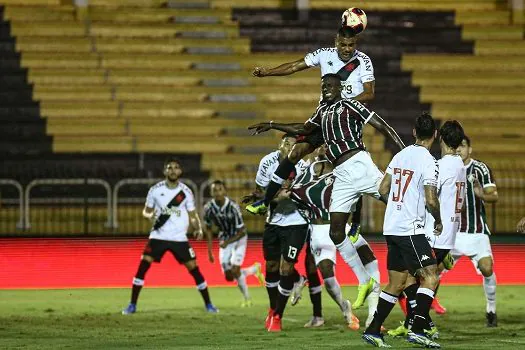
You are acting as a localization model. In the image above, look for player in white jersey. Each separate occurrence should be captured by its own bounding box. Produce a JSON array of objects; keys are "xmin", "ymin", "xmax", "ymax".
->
[
  {"xmin": 244, "ymin": 134, "xmax": 322, "ymax": 332},
  {"xmin": 122, "ymin": 157, "xmax": 218, "ymax": 315},
  {"xmin": 203, "ymin": 180, "xmax": 265, "ymax": 307},
  {"xmin": 449, "ymin": 135, "xmax": 499, "ymax": 327},
  {"xmin": 389, "ymin": 120, "xmax": 467, "ymax": 339},
  {"xmin": 363, "ymin": 113, "xmax": 442, "ymax": 348},
  {"xmin": 248, "ymin": 26, "xmax": 374, "ymax": 235}
]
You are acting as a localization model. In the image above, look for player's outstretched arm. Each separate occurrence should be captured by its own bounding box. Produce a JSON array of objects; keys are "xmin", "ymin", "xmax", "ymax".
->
[
  {"xmin": 248, "ymin": 121, "xmax": 316, "ymax": 136},
  {"xmin": 351, "ymin": 81, "xmax": 375, "ymax": 102},
  {"xmin": 424, "ymin": 185, "xmax": 442, "ymax": 235},
  {"xmin": 367, "ymin": 112, "xmax": 405, "ymax": 151},
  {"xmin": 378, "ymin": 173, "xmax": 391, "ymax": 204},
  {"xmin": 253, "ymin": 58, "xmax": 309, "ymax": 77}
]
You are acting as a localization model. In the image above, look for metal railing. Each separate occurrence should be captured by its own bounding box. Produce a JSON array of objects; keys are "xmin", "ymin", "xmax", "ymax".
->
[{"xmin": 0, "ymin": 172, "xmax": 524, "ymax": 235}]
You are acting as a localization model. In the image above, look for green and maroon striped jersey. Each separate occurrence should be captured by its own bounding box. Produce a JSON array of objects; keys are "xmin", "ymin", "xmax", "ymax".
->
[
  {"xmin": 307, "ymin": 99, "xmax": 374, "ymax": 163},
  {"xmin": 290, "ymin": 160, "xmax": 334, "ymax": 221},
  {"xmin": 459, "ymin": 159, "xmax": 496, "ymax": 235}
]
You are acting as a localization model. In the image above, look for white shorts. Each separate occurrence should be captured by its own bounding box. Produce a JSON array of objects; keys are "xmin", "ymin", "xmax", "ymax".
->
[
  {"xmin": 330, "ymin": 151, "xmax": 383, "ymax": 213},
  {"xmin": 219, "ymin": 235, "xmax": 248, "ymax": 272},
  {"xmin": 451, "ymin": 232, "xmax": 493, "ymax": 269},
  {"xmin": 310, "ymin": 224, "xmax": 337, "ymax": 266}
]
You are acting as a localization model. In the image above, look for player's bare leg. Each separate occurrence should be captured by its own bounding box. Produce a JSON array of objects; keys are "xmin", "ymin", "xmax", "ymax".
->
[
  {"xmin": 478, "ymin": 256, "xmax": 497, "ymax": 327},
  {"xmin": 123, "ymin": 255, "xmax": 154, "ymax": 315},
  {"xmin": 184, "ymin": 259, "xmax": 218, "ymax": 313},
  {"xmin": 330, "ymin": 212, "xmax": 374, "ymax": 309},
  {"xmin": 318, "ymin": 259, "xmax": 359, "ymax": 330}
]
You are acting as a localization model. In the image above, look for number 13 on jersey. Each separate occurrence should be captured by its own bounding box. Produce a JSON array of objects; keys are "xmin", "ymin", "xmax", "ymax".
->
[{"xmin": 392, "ymin": 168, "xmax": 414, "ymax": 204}]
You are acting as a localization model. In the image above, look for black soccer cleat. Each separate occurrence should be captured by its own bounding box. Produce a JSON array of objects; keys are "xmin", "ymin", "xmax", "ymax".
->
[{"xmin": 486, "ymin": 312, "xmax": 498, "ymax": 327}]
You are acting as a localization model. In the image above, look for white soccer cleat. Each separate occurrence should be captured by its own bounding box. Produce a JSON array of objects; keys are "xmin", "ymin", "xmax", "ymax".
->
[
  {"xmin": 304, "ymin": 316, "xmax": 325, "ymax": 328},
  {"xmin": 291, "ymin": 275, "xmax": 307, "ymax": 306}
]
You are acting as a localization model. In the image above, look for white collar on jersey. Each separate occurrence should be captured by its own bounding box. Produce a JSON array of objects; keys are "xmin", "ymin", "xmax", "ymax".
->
[{"xmin": 213, "ymin": 197, "xmax": 230, "ymax": 212}]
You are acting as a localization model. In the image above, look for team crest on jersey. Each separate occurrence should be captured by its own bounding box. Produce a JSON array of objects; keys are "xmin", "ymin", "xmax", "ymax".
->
[
  {"xmin": 324, "ymin": 177, "xmax": 334, "ymax": 186},
  {"xmin": 337, "ymin": 106, "xmax": 345, "ymax": 115}
]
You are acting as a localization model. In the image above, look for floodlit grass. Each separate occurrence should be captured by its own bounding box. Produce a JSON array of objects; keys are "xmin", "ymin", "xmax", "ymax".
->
[{"xmin": 1, "ymin": 286, "xmax": 524, "ymax": 349}]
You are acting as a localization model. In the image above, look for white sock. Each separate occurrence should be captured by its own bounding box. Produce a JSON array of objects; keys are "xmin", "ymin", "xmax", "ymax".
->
[
  {"xmin": 237, "ymin": 273, "xmax": 250, "ymax": 300},
  {"xmin": 241, "ymin": 264, "xmax": 257, "ymax": 276},
  {"xmin": 364, "ymin": 259, "xmax": 380, "ymax": 326},
  {"xmin": 483, "ymin": 273, "xmax": 497, "ymax": 313},
  {"xmin": 365, "ymin": 260, "xmax": 380, "ymax": 283},
  {"xmin": 324, "ymin": 276, "xmax": 345, "ymax": 311},
  {"xmin": 335, "ymin": 236, "xmax": 370, "ymax": 284}
]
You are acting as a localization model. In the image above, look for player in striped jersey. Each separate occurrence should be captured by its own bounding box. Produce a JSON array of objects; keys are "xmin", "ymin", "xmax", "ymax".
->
[
  {"xmin": 286, "ymin": 146, "xmax": 381, "ymax": 330},
  {"xmin": 248, "ymin": 26, "xmax": 374, "ymax": 238},
  {"xmin": 203, "ymin": 180, "xmax": 264, "ymax": 307},
  {"xmin": 250, "ymin": 74, "xmax": 405, "ymax": 309},
  {"xmin": 449, "ymin": 136, "xmax": 499, "ymax": 327}
]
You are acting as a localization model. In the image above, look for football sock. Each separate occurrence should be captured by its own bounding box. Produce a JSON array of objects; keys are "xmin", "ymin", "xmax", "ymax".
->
[
  {"xmin": 265, "ymin": 270, "xmax": 280, "ymax": 310},
  {"xmin": 403, "ymin": 283, "xmax": 418, "ymax": 328},
  {"xmin": 351, "ymin": 197, "xmax": 363, "ymax": 225},
  {"xmin": 236, "ymin": 272, "xmax": 250, "ymax": 300},
  {"xmin": 365, "ymin": 261, "xmax": 381, "ymax": 326},
  {"xmin": 130, "ymin": 259, "xmax": 151, "ymax": 304},
  {"xmin": 324, "ymin": 276, "xmax": 345, "ymax": 310},
  {"xmin": 411, "ymin": 288, "xmax": 434, "ymax": 334},
  {"xmin": 308, "ymin": 272, "xmax": 323, "ymax": 317},
  {"xmin": 189, "ymin": 267, "xmax": 211, "ymax": 305},
  {"xmin": 335, "ymin": 236, "xmax": 370, "ymax": 284},
  {"xmin": 275, "ymin": 274, "xmax": 295, "ymax": 317},
  {"xmin": 365, "ymin": 291, "xmax": 398, "ymax": 335},
  {"xmin": 264, "ymin": 157, "xmax": 296, "ymax": 205},
  {"xmin": 241, "ymin": 264, "xmax": 258, "ymax": 276},
  {"xmin": 483, "ymin": 273, "xmax": 497, "ymax": 313}
]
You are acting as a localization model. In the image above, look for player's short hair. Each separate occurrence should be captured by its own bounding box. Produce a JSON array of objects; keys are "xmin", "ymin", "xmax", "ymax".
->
[
  {"xmin": 164, "ymin": 156, "xmax": 182, "ymax": 168},
  {"xmin": 322, "ymin": 73, "xmax": 341, "ymax": 82},
  {"xmin": 414, "ymin": 112, "xmax": 436, "ymax": 140},
  {"xmin": 440, "ymin": 120, "xmax": 465, "ymax": 149},
  {"xmin": 463, "ymin": 135, "xmax": 471, "ymax": 146},
  {"xmin": 337, "ymin": 26, "xmax": 357, "ymax": 38},
  {"xmin": 211, "ymin": 180, "xmax": 226, "ymax": 189},
  {"xmin": 281, "ymin": 133, "xmax": 297, "ymax": 140}
]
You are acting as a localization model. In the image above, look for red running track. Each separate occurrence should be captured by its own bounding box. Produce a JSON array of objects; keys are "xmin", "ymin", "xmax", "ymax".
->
[{"xmin": 0, "ymin": 238, "xmax": 523, "ymax": 289}]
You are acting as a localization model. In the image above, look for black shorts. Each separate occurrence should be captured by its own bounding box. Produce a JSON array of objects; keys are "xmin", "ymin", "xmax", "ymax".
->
[
  {"xmin": 385, "ymin": 235, "xmax": 436, "ymax": 276},
  {"xmin": 263, "ymin": 223, "xmax": 309, "ymax": 263},
  {"xmin": 432, "ymin": 248, "xmax": 450, "ymax": 265},
  {"xmin": 142, "ymin": 239, "xmax": 196, "ymax": 264},
  {"xmin": 297, "ymin": 128, "xmax": 324, "ymax": 149}
]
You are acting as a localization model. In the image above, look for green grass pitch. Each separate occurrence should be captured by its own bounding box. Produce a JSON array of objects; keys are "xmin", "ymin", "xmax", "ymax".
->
[{"xmin": 1, "ymin": 286, "xmax": 524, "ymax": 349}]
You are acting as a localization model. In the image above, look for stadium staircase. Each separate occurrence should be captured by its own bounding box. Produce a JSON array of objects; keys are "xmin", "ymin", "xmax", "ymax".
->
[{"xmin": 0, "ymin": 0, "xmax": 523, "ymax": 234}]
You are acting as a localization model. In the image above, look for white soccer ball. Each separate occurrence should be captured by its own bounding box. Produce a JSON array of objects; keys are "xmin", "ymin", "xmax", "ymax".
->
[{"xmin": 341, "ymin": 7, "xmax": 368, "ymax": 34}]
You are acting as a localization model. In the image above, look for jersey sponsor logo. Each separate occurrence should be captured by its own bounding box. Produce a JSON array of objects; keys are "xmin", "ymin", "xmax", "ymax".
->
[
  {"xmin": 153, "ymin": 190, "xmax": 187, "ymax": 230},
  {"xmin": 347, "ymin": 99, "xmax": 367, "ymax": 113}
]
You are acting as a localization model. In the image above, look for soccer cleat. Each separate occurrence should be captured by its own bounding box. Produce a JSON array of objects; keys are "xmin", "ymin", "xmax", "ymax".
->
[
  {"xmin": 347, "ymin": 223, "xmax": 361, "ymax": 244},
  {"xmin": 425, "ymin": 326, "xmax": 440, "ymax": 340},
  {"xmin": 254, "ymin": 262, "xmax": 265, "ymax": 286},
  {"xmin": 205, "ymin": 303, "xmax": 219, "ymax": 313},
  {"xmin": 267, "ymin": 314, "xmax": 282, "ymax": 332},
  {"xmin": 241, "ymin": 299, "xmax": 253, "ymax": 308},
  {"xmin": 304, "ymin": 316, "xmax": 325, "ymax": 328},
  {"xmin": 387, "ymin": 322, "xmax": 409, "ymax": 338},
  {"xmin": 442, "ymin": 252, "xmax": 455, "ymax": 270},
  {"xmin": 362, "ymin": 333, "xmax": 391, "ymax": 348},
  {"xmin": 341, "ymin": 300, "xmax": 360, "ymax": 331},
  {"xmin": 398, "ymin": 295, "xmax": 408, "ymax": 316},
  {"xmin": 407, "ymin": 331, "xmax": 441, "ymax": 348},
  {"xmin": 246, "ymin": 200, "xmax": 267, "ymax": 215},
  {"xmin": 122, "ymin": 303, "xmax": 136, "ymax": 315},
  {"xmin": 265, "ymin": 308, "xmax": 274, "ymax": 329},
  {"xmin": 431, "ymin": 297, "xmax": 447, "ymax": 315},
  {"xmin": 486, "ymin": 312, "xmax": 498, "ymax": 327},
  {"xmin": 354, "ymin": 278, "xmax": 376, "ymax": 309},
  {"xmin": 291, "ymin": 275, "xmax": 307, "ymax": 306}
]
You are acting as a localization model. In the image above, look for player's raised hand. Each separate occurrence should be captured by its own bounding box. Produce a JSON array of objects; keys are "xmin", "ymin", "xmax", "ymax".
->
[
  {"xmin": 434, "ymin": 222, "xmax": 443, "ymax": 236},
  {"xmin": 517, "ymin": 217, "xmax": 525, "ymax": 233},
  {"xmin": 252, "ymin": 66, "xmax": 267, "ymax": 77},
  {"xmin": 248, "ymin": 122, "xmax": 272, "ymax": 135}
]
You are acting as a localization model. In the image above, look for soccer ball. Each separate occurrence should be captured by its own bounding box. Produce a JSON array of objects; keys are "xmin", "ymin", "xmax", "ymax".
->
[{"xmin": 341, "ymin": 7, "xmax": 367, "ymax": 34}]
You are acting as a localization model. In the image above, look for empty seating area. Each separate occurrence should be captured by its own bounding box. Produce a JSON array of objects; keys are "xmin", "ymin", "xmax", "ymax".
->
[{"xmin": 0, "ymin": 0, "xmax": 524, "ymax": 234}]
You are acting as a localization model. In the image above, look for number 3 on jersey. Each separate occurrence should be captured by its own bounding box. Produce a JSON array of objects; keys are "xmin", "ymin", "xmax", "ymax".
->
[
  {"xmin": 455, "ymin": 182, "xmax": 466, "ymax": 213},
  {"xmin": 392, "ymin": 168, "xmax": 414, "ymax": 203}
]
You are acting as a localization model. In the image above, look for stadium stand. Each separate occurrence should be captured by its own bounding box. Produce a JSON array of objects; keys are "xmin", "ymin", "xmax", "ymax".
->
[{"xmin": 0, "ymin": 0, "xmax": 523, "ymax": 234}]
